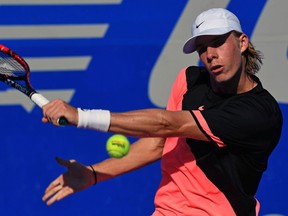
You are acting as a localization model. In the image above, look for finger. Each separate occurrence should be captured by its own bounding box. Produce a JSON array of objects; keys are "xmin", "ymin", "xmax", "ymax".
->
[
  {"xmin": 42, "ymin": 181, "xmax": 62, "ymax": 202},
  {"xmin": 42, "ymin": 101, "xmax": 56, "ymax": 118},
  {"xmin": 44, "ymin": 177, "xmax": 63, "ymax": 193},
  {"xmin": 56, "ymin": 157, "xmax": 76, "ymax": 168},
  {"xmin": 46, "ymin": 109, "xmax": 60, "ymax": 125},
  {"xmin": 45, "ymin": 186, "xmax": 73, "ymax": 206},
  {"xmin": 42, "ymin": 117, "xmax": 49, "ymax": 123},
  {"xmin": 56, "ymin": 157, "xmax": 71, "ymax": 167},
  {"xmin": 43, "ymin": 101, "xmax": 64, "ymax": 124}
]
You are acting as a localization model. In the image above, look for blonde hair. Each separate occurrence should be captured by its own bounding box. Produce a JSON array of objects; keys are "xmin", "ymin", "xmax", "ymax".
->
[{"xmin": 233, "ymin": 31, "xmax": 263, "ymax": 75}]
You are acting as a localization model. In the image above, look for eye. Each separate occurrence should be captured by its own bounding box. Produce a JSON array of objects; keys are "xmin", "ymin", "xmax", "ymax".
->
[
  {"xmin": 196, "ymin": 45, "xmax": 207, "ymax": 55},
  {"xmin": 211, "ymin": 37, "xmax": 226, "ymax": 48}
]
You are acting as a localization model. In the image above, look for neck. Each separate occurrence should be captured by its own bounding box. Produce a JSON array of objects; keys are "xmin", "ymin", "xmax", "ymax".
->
[
  {"xmin": 237, "ymin": 73, "xmax": 257, "ymax": 93},
  {"xmin": 211, "ymin": 66, "xmax": 256, "ymax": 95}
]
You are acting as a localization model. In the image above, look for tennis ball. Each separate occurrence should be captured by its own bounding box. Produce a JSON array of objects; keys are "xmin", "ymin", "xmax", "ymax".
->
[{"xmin": 106, "ymin": 134, "xmax": 130, "ymax": 158}]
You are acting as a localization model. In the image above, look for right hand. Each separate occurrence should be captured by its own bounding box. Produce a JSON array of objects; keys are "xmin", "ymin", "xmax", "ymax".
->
[
  {"xmin": 42, "ymin": 157, "xmax": 96, "ymax": 206},
  {"xmin": 42, "ymin": 99, "xmax": 78, "ymax": 126}
]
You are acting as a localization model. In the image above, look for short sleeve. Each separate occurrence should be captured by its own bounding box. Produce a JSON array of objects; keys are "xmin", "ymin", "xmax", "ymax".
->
[
  {"xmin": 166, "ymin": 68, "xmax": 188, "ymax": 111},
  {"xmin": 192, "ymin": 94, "xmax": 283, "ymax": 151}
]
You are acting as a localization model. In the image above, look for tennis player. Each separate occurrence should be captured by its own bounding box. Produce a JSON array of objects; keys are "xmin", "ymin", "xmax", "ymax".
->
[{"xmin": 42, "ymin": 8, "xmax": 283, "ymax": 216}]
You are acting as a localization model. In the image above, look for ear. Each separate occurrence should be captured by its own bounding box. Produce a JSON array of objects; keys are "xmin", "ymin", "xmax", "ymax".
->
[{"xmin": 239, "ymin": 33, "xmax": 249, "ymax": 53}]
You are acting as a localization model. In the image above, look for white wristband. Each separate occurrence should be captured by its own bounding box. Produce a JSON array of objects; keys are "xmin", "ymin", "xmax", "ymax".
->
[{"xmin": 77, "ymin": 108, "xmax": 111, "ymax": 132}]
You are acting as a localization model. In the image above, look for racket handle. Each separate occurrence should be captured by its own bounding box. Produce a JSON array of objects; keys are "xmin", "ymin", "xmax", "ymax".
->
[
  {"xmin": 31, "ymin": 92, "xmax": 68, "ymax": 126},
  {"xmin": 30, "ymin": 92, "xmax": 49, "ymax": 107},
  {"xmin": 57, "ymin": 117, "xmax": 69, "ymax": 126}
]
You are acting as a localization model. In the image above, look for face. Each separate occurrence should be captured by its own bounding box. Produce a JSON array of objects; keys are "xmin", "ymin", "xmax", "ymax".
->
[{"xmin": 195, "ymin": 32, "xmax": 248, "ymax": 86}]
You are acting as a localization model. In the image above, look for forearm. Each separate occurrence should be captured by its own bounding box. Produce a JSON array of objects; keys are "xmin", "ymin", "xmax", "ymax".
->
[
  {"xmin": 109, "ymin": 109, "xmax": 193, "ymax": 138},
  {"xmin": 92, "ymin": 137, "xmax": 164, "ymax": 182},
  {"xmin": 42, "ymin": 100, "xmax": 207, "ymax": 140}
]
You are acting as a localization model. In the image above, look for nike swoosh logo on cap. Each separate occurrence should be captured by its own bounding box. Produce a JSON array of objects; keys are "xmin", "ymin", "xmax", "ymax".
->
[{"xmin": 196, "ymin": 21, "xmax": 205, "ymax": 28}]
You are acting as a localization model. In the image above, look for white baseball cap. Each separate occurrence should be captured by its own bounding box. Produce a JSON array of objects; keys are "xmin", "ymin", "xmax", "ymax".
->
[{"xmin": 183, "ymin": 8, "xmax": 243, "ymax": 54}]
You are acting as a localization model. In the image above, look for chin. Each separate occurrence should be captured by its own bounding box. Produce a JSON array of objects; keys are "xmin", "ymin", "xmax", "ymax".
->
[{"xmin": 213, "ymin": 75, "xmax": 230, "ymax": 83}]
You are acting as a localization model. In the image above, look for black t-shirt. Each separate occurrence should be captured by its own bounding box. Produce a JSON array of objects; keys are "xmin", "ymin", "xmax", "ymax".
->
[{"xmin": 183, "ymin": 66, "xmax": 283, "ymax": 215}]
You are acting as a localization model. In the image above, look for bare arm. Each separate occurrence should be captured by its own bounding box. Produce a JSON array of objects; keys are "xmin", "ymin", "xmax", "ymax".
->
[
  {"xmin": 42, "ymin": 137, "xmax": 164, "ymax": 205},
  {"xmin": 109, "ymin": 109, "xmax": 208, "ymax": 141},
  {"xmin": 42, "ymin": 100, "xmax": 209, "ymax": 141},
  {"xmin": 94, "ymin": 137, "xmax": 164, "ymax": 182}
]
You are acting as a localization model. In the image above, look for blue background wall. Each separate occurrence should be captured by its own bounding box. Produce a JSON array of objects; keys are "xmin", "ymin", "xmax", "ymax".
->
[{"xmin": 0, "ymin": 0, "xmax": 287, "ymax": 215}]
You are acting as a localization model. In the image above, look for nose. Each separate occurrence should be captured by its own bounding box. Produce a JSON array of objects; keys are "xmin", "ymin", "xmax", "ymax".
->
[{"xmin": 206, "ymin": 46, "xmax": 217, "ymax": 62}]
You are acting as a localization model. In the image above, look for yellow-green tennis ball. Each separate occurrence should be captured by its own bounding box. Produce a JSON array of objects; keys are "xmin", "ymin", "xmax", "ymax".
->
[{"xmin": 106, "ymin": 134, "xmax": 130, "ymax": 158}]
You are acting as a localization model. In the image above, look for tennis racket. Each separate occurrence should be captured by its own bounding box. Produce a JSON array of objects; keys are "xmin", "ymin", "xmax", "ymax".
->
[{"xmin": 0, "ymin": 44, "xmax": 68, "ymax": 125}]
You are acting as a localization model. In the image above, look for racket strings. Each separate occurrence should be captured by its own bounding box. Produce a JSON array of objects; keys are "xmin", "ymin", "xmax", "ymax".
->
[{"xmin": 0, "ymin": 53, "xmax": 26, "ymax": 77}]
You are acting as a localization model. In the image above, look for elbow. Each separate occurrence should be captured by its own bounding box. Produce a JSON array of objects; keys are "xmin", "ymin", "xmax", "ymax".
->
[{"xmin": 152, "ymin": 112, "xmax": 179, "ymax": 137}]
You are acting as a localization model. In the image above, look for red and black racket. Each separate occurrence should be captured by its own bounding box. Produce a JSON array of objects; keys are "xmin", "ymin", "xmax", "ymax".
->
[{"xmin": 0, "ymin": 44, "xmax": 68, "ymax": 125}]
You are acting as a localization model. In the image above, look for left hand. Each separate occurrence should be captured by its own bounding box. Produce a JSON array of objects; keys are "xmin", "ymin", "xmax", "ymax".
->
[{"xmin": 42, "ymin": 157, "xmax": 95, "ymax": 206}]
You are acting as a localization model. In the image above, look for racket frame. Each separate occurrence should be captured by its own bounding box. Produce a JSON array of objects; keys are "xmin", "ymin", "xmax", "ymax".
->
[{"xmin": 0, "ymin": 44, "xmax": 67, "ymax": 125}]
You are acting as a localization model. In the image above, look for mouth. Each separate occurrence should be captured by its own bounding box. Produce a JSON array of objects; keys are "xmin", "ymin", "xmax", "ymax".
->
[{"xmin": 210, "ymin": 65, "xmax": 223, "ymax": 74}]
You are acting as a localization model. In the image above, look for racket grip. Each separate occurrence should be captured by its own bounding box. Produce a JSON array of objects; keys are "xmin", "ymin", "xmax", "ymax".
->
[
  {"xmin": 31, "ymin": 92, "xmax": 69, "ymax": 126},
  {"xmin": 30, "ymin": 92, "xmax": 49, "ymax": 107},
  {"xmin": 57, "ymin": 117, "xmax": 69, "ymax": 126}
]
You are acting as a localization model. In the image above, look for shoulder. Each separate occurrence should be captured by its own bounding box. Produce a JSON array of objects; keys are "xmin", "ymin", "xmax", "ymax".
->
[
  {"xmin": 244, "ymin": 78, "xmax": 282, "ymax": 117},
  {"xmin": 184, "ymin": 66, "xmax": 209, "ymax": 89},
  {"xmin": 219, "ymin": 89, "xmax": 283, "ymax": 130}
]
